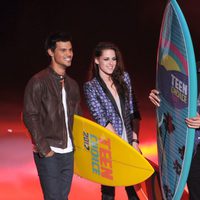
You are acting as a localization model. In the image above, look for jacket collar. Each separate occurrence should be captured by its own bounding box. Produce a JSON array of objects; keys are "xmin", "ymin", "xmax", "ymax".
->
[
  {"xmin": 48, "ymin": 66, "xmax": 65, "ymax": 81},
  {"xmin": 95, "ymin": 73, "xmax": 125, "ymax": 119},
  {"xmin": 48, "ymin": 66, "xmax": 70, "ymax": 96}
]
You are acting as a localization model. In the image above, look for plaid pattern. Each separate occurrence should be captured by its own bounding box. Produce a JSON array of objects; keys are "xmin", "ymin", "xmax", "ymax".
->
[{"xmin": 83, "ymin": 72, "xmax": 139, "ymax": 144}]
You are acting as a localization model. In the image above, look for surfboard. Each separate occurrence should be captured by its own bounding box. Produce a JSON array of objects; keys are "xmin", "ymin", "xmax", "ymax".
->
[
  {"xmin": 156, "ymin": 0, "xmax": 197, "ymax": 199},
  {"xmin": 72, "ymin": 115, "xmax": 154, "ymax": 186}
]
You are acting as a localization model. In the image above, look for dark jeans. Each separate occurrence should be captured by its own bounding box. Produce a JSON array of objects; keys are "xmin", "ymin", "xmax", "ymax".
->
[
  {"xmin": 101, "ymin": 185, "xmax": 139, "ymax": 200},
  {"xmin": 34, "ymin": 152, "xmax": 74, "ymax": 200},
  {"xmin": 188, "ymin": 145, "xmax": 200, "ymax": 200}
]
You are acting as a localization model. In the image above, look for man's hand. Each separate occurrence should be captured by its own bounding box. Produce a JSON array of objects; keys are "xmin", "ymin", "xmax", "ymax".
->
[
  {"xmin": 45, "ymin": 150, "xmax": 55, "ymax": 157},
  {"xmin": 149, "ymin": 89, "xmax": 160, "ymax": 107},
  {"xmin": 185, "ymin": 113, "xmax": 200, "ymax": 129}
]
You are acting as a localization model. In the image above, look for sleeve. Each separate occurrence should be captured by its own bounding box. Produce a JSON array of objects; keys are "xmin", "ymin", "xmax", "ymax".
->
[
  {"xmin": 23, "ymin": 77, "xmax": 51, "ymax": 156},
  {"xmin": 83, "ymin": 82, "xmax": 110, "ymax": 127},
  {"xmin": 124, "ymin": 72, "xmax": 141, "ymax": 120}
]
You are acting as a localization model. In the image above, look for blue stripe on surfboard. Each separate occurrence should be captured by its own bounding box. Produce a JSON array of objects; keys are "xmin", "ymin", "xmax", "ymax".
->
[{"xmin": 171, "ymin": 0, "xmax": 197, "ymax": 199}]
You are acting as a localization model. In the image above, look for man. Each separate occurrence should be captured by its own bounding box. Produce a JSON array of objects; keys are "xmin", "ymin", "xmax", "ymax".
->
[
  {"xmin": 23, "ymin": 31, "xmax": 81, "ymax": 200},
  {"xmin": 149, "ymin": 63, "xmax": 200, "ymax": 200}
]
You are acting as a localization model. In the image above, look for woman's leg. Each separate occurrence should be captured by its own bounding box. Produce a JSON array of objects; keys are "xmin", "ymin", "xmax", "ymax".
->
[
  {"xmin": 101, "ymin": 185, "xmax": 115, "ymax": 200},
  {"xmin": 125, "ymin": 186, "xmax": 139, "ymax": 200}
]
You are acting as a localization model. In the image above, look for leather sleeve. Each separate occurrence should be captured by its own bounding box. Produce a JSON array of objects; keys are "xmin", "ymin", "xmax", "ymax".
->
[{"xmin": 23, "ymin": 77, "xmax": 51, "ymax": 157}]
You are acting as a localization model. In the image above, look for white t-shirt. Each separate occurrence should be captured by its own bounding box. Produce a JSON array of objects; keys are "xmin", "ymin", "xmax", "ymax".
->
[
  {"xmin": 114, "ymin": 94, "xmax": 128, "ymax": 142},
  {"xmin": 50, "ymin": 87, "xmax": 73, "ymax": 153}
]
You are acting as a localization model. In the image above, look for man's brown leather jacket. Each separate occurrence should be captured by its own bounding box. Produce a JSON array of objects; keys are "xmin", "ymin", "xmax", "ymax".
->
[{"xmin": 23, "ymin": 67, "xmax": 81, "ymax": 157}]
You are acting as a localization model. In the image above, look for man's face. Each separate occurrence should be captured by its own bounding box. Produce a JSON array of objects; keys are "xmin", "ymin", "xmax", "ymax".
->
[{"xmin": 48, "ymin": 41, "xmax": 73, "ymax": 69}]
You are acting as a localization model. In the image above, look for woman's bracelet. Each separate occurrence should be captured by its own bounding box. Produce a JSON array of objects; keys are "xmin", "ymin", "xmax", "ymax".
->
[{"xmin": 131, "ymin": 139, "xmax": 139, "ymax": 144}]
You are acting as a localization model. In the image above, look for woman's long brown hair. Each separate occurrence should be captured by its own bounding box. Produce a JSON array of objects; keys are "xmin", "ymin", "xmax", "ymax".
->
[{"xmin": 88, "ymin": 42, "xmax": 128, "ymax": 97}]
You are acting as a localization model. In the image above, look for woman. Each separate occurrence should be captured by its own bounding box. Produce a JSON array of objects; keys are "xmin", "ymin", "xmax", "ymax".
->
[{"xmin": 84, "ymin": 42, "xmax": 141, "ymax": 200}]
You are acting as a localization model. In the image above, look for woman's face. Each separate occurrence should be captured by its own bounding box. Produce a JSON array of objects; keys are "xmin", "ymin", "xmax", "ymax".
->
[{"xmin": 95, "ymin": 49, "xmax": 117, "ymax": 77}]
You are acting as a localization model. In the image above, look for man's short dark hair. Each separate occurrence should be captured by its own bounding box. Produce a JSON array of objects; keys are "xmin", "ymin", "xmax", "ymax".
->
[{"xmin": 45, "ymin": 31, "xmax": 72, "ymax": 52}]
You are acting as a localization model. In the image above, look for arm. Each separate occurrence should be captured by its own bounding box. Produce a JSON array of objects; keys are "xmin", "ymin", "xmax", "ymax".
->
[
  {"xmin": 84, "ymin": 82, "xmax": 118, "ymax": 135},
  {"xmin": 124, "ymin": 73, "xmax": 141, "ymax": 151},
  {"xmin": 23, "ymin": 78, "xmax": 51, "ymax": 157},
  {"xmin": 84, "ymin": 82, "xmax": 111, "ymax": 128},
  {"xmin": 125, "ymin": 72, "xmax": 141, "ymax": 131}
]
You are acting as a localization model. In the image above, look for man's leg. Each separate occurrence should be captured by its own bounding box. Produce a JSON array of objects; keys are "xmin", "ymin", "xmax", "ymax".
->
[
  {"xmin": 187, "ymin": 145, "xmax": 200, "ymax": 200},
  {"xmin": 58, "ymin": 152, "xmax": 74, "ymax": 200},
  {"xmin": 34, "ymin": 153, "xmax": 60, "ymax": 200}
]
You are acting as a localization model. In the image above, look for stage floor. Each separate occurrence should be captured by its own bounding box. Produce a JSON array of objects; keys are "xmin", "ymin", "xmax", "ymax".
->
[{"xmin": 0, "ymin": 96, "xmax": 159, "ymax": 200}]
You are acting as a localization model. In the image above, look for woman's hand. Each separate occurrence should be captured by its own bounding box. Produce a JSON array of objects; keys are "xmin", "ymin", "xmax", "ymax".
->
[
  {"xmin": 149, "ymin": 89, "xmax": 160, "ymax": 107},
  {"xmin": 185, "ymin": 113, "xmax": 200, "ymax": 129},
  {"xmin": 105, "ymin": 123, "xmax": 116, "ymax": 133},
  {"xmin": 132, "ymin": 141, "xmax": 142, "ymax": 154}
]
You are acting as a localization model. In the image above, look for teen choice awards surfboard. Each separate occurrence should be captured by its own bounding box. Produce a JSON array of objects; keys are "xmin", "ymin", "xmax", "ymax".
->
[
  {"xmin": 156, "ymin": 0, "xmax": 197, "ymax": 199},
  {"xmin": 73, "ymin": 115, "xmax": 154, "ymax": 186}
]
